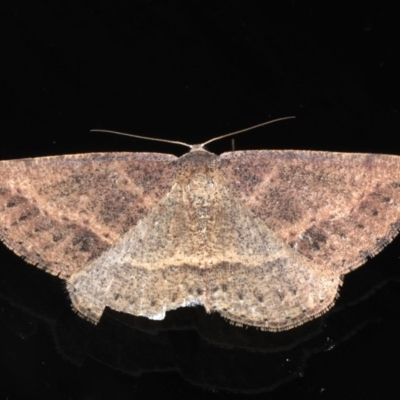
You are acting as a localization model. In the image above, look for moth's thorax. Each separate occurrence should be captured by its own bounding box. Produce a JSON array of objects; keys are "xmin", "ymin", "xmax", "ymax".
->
[{"xmin": 169, "ymin": 149, "xmax": 226, "ymax": 261}]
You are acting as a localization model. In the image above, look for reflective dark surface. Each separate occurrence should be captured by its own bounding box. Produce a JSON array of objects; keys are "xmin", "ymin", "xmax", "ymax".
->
[{"xmin": 1, "ymin": 2, "xmax": 399, "ymax": 399}]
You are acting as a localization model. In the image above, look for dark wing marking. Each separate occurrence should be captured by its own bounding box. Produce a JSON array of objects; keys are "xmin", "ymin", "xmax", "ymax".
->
[
  {"xmin": 220, "ymin": 150, "xmax": 400, "ymax": 275},
  {"xmin": 0, "ymin": 152, "xmax": 177, "ymax": 278}
]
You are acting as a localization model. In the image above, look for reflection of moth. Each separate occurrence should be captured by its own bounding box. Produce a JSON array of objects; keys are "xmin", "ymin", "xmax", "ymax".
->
[{"xmin": 1, "ymin": 146, "xmax": 400, "ymax": 331}]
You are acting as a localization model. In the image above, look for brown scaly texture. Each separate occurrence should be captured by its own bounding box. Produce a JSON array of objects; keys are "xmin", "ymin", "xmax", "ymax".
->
[{"xmin": 1, "ymin": 149, "xmax": 400, "ymax": 331}]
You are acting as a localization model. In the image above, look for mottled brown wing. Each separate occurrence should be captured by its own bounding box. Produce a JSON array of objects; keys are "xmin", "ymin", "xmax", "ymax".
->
[
  {"xmin": 0, "ymin": 152, "xmax": 177, "ymax": 278},
  {"xmin": 220, "ymin": 150, "xmax": 400, "ymax": 275}
]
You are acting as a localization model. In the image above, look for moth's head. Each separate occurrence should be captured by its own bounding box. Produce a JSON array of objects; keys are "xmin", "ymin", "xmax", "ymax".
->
[{"xmin": 177, "ymin": 145, "xmax": 220, "ymax": 174}]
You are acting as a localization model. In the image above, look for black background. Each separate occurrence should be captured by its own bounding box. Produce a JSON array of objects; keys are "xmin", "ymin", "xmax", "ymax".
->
[{"xmin": 1, "ymin": 1, "xmax": 400, "ymax": 399}]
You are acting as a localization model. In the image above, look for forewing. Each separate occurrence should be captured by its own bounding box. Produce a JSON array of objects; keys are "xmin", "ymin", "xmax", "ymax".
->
[
  {"xmin": 0, "ymin": 152, "xmax": 177, "ymax": 278},
  {"xmin": 220, "ymin": 150, "xmax": 400, "ymax": 275}
]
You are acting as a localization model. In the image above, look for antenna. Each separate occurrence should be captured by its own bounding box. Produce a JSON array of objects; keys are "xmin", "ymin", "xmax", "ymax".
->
[
  {"xmin": 91, "ymin": 116, "xmax": 296, "ymax": 149},
  {"xmin": 90, "ymin": 129, "xmax": 192, "ymax": 149}
]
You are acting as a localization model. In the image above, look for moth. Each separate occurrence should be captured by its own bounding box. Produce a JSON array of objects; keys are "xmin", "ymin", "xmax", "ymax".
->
[{"xmin": 1, "ymin": 120, "xmax": 400, "ymax": 331}]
